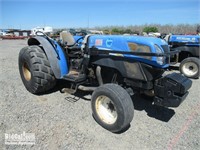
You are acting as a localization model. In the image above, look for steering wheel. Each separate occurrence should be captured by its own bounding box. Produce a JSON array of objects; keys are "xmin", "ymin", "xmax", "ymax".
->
[{"xmin": 76, "ymin": 36, "xmax": 84, "ymax": 44}]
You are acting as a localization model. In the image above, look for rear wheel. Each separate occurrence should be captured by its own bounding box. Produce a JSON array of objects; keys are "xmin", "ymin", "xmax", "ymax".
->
[
  {"xmin": 91, "ymin": 84, "xmax": 134, "ymax": 133},
  {"xmin": 18, "ymin": 45, "xmax": 56, "ymax": 94},
  {"xmin": 180, "ymin": 57, "xmax": 199, "ymax": 79}
]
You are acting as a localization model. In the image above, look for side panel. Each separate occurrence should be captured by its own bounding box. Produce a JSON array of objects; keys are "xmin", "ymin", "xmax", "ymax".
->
[
  {"xmin": 28, "ymin": 36, "xmax": 68, "ymax": 78},
  {"xmin": 172, "ymin": 46, "xmax": 199, "ymax": 57},
  {"xmin": 91, "ymin": 56, "xmax": 164, "ymax": 82},
  {"xmin": 92, "ymin": 57, "xmax": 146, "ymax": 81}
]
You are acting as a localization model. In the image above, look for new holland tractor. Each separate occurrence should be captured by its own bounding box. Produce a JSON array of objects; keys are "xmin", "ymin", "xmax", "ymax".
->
[
  {"xmin": 18, "ymin": 31, "xmax": 192, "ymax": 132},
  {"xmin": 165, "ymin": 35, "xmax": 200, "ymax": 79}
]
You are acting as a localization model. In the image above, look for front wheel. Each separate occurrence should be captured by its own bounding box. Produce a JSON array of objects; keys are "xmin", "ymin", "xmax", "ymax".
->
[
  {"xmin": 91, "ymin": 84, "xmax": 134, "ymax": 133},
  {"xmin": 180, "ymin": 57, "xmax": 199, "ymax": 79}
]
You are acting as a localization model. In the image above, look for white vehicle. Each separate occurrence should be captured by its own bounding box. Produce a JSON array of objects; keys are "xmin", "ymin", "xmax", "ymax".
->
[
  {"xmin": 89, "ymin": 30, "xmax": 104, "ymax": 35},
  {"xmin": 0, "ymin": 32, "xmax": 4, "ymax": 36},
  {"xmin": 0, "ymin": 31, "xmax": 13, "ymax": 36},
  {"xmin": 0, "ymin": 31, "xmax": 7, "ymax": 36},
  {"xmin": 148, "ymin": 32, "xmax": 161, "ymax": 37},
  {"xmin": 31, "ymin": 26, "xmax": 53, "ymax": 35}
]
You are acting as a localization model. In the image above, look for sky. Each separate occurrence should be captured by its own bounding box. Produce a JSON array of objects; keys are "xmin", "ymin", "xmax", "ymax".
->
[{"xmin": 0, "ymin": 0, "xmax": 199, "ymax": 29}]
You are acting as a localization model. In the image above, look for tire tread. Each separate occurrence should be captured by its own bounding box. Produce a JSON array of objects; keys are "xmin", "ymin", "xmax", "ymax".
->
[{"xmin": 19, "ymin": 45, "xmax": 56, "ymax": 94}]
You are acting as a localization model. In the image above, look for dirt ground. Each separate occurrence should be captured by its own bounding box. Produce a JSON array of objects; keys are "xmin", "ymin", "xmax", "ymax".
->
[{"xmin": 0, "ymin": 39, "xmax": 199, "ymax": 150}]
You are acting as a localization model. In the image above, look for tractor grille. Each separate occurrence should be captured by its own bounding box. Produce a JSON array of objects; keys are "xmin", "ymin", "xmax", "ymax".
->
[
  {"xmin": 161, "ymin": 45, "xmax": 170, "ymax": 64},
  {"xmin": 161, "ymin": 45, "xmax": 170, "ymax": 53}
]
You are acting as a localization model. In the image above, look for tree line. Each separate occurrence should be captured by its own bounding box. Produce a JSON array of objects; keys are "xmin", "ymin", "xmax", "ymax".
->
[{"xmin": 94, "ymin": 24, "xmax": 199, "ymax": 35}]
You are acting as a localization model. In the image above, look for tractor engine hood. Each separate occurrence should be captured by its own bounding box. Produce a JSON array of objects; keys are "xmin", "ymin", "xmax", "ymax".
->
[
  {"xmin": 88, "ymin": 35, "xmax": 170, "ymax": 68},
  {"xmin": 169, "ymin": 35, "xmax": 200, "ymax": 46}
]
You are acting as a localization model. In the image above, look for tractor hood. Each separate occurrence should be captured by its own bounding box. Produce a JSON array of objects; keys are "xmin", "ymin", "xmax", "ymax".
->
[
  {"xmin": 88, "ymin": 35, "xmax": 170, "ymax": 68},
  {"xmin": 169, "ymin": 35, "xmax": 200, "ymax": 45},
  {"xmin": 88, "ymin": 35, "xmax": 168, "ymax": 52}
]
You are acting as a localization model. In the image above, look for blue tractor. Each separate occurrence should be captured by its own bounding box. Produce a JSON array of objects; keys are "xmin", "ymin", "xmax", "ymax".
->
[
  {"xmin": 166, "ymin": 35, "xmax": 200, "ymax": 79},
  {"xmin": 18, "ymin": 31, "xmax": 192, "ymax": 132}
]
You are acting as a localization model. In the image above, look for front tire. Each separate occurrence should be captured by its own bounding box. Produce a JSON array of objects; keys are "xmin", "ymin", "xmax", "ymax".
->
[
  {"xmin": 18, "ymin": 45, "xmax": 56, "ymax": 94},
  {"xmin": 91, "ymin": 84, "xmax": 134, "ymax": 133},
  {"xmin": 180, "ymin": 57, "xmax": 199, "ymax": 79}
]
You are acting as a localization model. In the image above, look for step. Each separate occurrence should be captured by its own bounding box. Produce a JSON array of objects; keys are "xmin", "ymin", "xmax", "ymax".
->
[{"xmin": 62, "ymin": 73, "xmax": 86, "ymax": 83}]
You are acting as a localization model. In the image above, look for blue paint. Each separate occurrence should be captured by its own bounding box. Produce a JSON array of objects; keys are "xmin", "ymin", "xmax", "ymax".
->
[
  {"xmin": 106, "ymin": 39, "xmax": 113, "ymax": 47},
  {"xmin": 73, "ymin": 35, "xmax": 83, "ymax": 42},
  {"xmin": 53, "ymin": 41, "xmax": 68, "ymax": 77},
  {"xmin": 169, "ymin": 35, "xmax": 200, "ymax": 46},
  {"xmin": 88, "ymin": 35, "xmax": 169, "ymax": 68}
]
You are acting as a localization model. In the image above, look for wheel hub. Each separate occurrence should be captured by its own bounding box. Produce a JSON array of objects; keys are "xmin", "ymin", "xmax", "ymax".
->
[
  {"xmin": 182, "ymin": 62, "xmax": 198, "ymax": 77},
  {"xmin": 22, "ymin": 62, "xmax": 31, "ymax": 81},
  {"xmin": 95, "ymin": 96, "xmax": 117, "ymax": 124},
  {"xmin": 189, "ymin": 66, "xmax": 194, "ymax": 70}
]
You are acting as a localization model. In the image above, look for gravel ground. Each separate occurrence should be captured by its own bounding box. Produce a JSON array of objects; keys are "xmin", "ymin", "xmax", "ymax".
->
[{"xmin": 0, "ymin": 39, "xmax": 199, "ymax": 150}]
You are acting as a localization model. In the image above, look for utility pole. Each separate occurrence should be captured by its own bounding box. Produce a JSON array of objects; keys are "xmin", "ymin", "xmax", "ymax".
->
[{"xmin": 87, "ymin": 15, "xmax": 90, "ymax": 30}]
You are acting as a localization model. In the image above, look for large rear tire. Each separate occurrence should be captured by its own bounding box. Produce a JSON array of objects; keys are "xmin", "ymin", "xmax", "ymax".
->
[
  {"xmin": 18, "ymin": 45, "xmax": 56, "ymax": 94},
  {"xmin": 91, "ymin": 84, "xmax": 134, "ymax": 133},
  {"xmin": 180, "ymin": 57, "xmax": 199, "ymax": 79}
]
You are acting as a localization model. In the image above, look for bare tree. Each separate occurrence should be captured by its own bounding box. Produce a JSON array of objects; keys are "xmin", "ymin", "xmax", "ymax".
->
[{"xmin": 94, "ymin": 24, "xmax": 199, "ymax": 35}]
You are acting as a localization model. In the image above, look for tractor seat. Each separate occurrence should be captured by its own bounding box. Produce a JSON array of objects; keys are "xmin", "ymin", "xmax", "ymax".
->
[{"xmin": 60, "ymin": 31, "xmax": 75, "ymax": 47}]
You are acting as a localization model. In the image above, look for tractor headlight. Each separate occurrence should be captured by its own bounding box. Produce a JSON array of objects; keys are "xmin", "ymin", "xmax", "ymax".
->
[
  {"xmin": 155, "ymin": 44, "xmax": 164, "ymax": 65},
  {"xmin": 128, "ymin": 42, "xmax": 151, "ymax": 60}
]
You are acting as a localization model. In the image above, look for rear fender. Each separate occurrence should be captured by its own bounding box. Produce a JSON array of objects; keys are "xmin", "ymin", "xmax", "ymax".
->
[{"xmin": 28, "ymin": 36, "xmax": 68, "ymax": 78}]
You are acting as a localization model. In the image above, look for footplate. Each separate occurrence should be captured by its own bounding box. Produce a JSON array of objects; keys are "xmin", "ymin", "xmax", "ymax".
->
[{"xmin": 154, "ymin": 73, "xmax": 192, "ymax": 107}]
